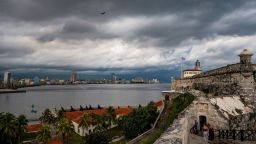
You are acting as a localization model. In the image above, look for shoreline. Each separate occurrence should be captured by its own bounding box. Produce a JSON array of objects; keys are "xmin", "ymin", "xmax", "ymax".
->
[{"xmin": 0, "ymin": 89, "xmax": 26, "ymax": 94}]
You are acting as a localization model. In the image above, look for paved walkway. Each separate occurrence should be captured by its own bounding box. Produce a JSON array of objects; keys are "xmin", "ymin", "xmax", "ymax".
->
[{"xmin": 189, "ymin": 134, "xmax": 208, "ymax": 144}]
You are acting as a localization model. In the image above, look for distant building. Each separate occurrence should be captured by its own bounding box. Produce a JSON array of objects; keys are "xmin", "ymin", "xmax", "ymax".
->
[
  {"xmin": 131, "ymin": 77, "xmax": 144, "ymax": 83},
  {"xmin": 4, "ymin": 72, "xmax": 11, "ymax": 85},
  {"xmin": 24, "ymin": 79, "xmax": 32, "ymax": 86},
  {"xmin": 151, "ymin": 78, "xmax": 160, "ymax": 84},
  {"xmin": 71, "ymin": 72, "xmax": 77, "ymax": 83},
  {"xmin": 183, "ymin": 60, "xmax": 202, "ymax": 78},
  {"xmin": 19, "ymin": 79, "xmax": 25, "ymax": 86},
  {"xmin": 40, "ymin": 79, "xmax": 46, "ymax": 85},
  {"xmin": 111, "ymin": 73, "xmax": 117, "ymax": 84},
  {"xmin": 33, "ymin": 76, "xmax": 40, "ymax": 86}
]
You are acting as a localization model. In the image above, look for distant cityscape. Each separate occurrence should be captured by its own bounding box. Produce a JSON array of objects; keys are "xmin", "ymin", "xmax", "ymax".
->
[{"xmin": 0, "ymin": 72, "xmax": 160, "ymax": 89}]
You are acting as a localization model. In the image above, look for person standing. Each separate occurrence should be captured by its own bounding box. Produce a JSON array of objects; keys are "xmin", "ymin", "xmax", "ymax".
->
[
  {"xmin": 202, "ymin": 124, "xmax": 209, "ymax": 142},
  {"xmin": 208, "ymin": 126, "xmax": 214, "ymax": 141}
]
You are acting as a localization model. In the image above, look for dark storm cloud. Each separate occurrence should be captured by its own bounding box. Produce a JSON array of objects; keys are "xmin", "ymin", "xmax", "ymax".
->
[
  {"xmin": 35, "ymin": 18, "xmax": 100, "ymax": 42},
  {"xmin": 62, "ymin": 19, "xmax": 96, "ymax": 34},
  {"xmin": 1, "ymin": 0, "xmax": 256, "ymax": 75},
  {"xmin": 27, "ymin": 0, "xmax": 253, "ymax": 45},
  {"xmin": 0, "ymin": 45, "xmax": 34, "ymax": 58}
]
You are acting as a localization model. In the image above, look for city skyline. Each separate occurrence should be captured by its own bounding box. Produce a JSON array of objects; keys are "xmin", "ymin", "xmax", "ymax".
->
[{"xmin": 1, "ymin": 0, "xmax": 256, "ymax": 81}]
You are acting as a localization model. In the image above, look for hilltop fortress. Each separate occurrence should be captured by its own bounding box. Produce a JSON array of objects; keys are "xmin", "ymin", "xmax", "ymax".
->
[
  {"xmin": 172, "ymin": 49, "xmax": 256, "ymax": 105},
  {"xmin": 155, "ymin": 49, "xmax": 256, "ymax": 144}
]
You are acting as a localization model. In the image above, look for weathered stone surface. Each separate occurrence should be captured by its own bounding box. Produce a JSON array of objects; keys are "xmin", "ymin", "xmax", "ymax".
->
[
  {"xmin": 155, "ymin": 90, "xmax": 229, "ymax": 144},
  {"xmin": 159, "ymin": 50, "xmax": 256, "ymax": 144},
  {"xmin": 172, "ymin": 50, "xmax": 256, "ymax": 106},
  {"xmin": 210, "ymin": 96, "xmax": 253, "ymax": 119},
  {"xmin": 229, "ymin": 113, "xmax": 256, "ymax": 130}
]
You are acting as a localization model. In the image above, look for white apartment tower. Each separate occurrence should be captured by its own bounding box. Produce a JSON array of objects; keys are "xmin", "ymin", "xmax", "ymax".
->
[{"xmin": 4, "ymin": 72, "xmax": 12, "ymax": 85}]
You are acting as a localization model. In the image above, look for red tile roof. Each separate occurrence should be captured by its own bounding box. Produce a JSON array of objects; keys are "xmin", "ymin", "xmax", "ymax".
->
[
  {"xmin": 25, "ymin": 123, "xmax": 42, "ymax": 133},
  {"xmin": 65, "ymin": 107, "xmax": 134, "ymax": 123},
  {"xmin": 154, "ymin": 100, "xmax": 163, "ymax": 108},
  {"xmin": 65, "ymin": 101, "xmax": 162, "ymax": 124}
]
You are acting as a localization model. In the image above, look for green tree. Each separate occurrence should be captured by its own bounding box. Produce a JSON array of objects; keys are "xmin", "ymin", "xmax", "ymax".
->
[
  {"xmin": 16, "ymin": 114, "xmax": 28, "ymax": 144},
  {"xmin": 0, "ymin": 112, "xmax": 4, "ymax": 143},
  {"xmin": 106, "ymin": 106, "xmax": 116, "ymax": 127},
  {"xmin": 39, "ymin": 109, "xmax": 55, "ymax": 125},
  {"xmin": 57, "ymin": 118, "xmax": 74, "ymax": 144},
  {"xmin": 54, "ymin": 110, "xmax": 65, "ymax": 126},
  {"xmin": 90, "ymin": 113, "xmax": 109, "ymax": 130},
  {"xmin": 36, "ymin": 125, "xmax": 51, "ymax": 144},
  {"xmin": 78, "ymin": 114, "xmax": 90, "ymax": 136},
  {"xmin": 0, "ymin": 113, "xmax": 17, "ymax": 144},
  {"xmin": 84, "ymin": 126, "xmax": 111, "ymax": 144},
  {"xmin": 118, "ymin": 102, "xmax": 159, "ymax": 139}
]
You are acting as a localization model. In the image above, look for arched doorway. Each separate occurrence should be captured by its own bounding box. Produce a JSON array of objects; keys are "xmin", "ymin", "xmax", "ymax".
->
[
  {"xmin": 165, "ymin": 95, "xmax": 170, "ymax": 101},
  {"xmin": 199, "ymin": 115, "xmax": 207, "ymax": 130}
]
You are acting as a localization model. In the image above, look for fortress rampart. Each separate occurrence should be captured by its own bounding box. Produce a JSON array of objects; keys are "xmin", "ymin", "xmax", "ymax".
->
[{"xmin": 172, "ymin": 49, "xmax": 256, "ymax": 104}]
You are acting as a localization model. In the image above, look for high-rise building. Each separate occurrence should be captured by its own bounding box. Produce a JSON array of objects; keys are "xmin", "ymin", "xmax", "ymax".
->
[
  {"xmin": 111, "ymin": 73, "xmax": 117, "ymax": 83},
  {"xmin": 33, "ymin": 76, "xmax": 40, "ymax": 86},
  {"xmin": 4, "ymin": 72, "xmax": 11, "ymax": 85},
  {"xmin": 71, "ymin": 72, "xmax": 77, "ymax": 83}
]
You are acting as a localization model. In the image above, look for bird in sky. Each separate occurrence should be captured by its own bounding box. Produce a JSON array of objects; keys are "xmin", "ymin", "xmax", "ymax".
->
[{"xmin": 101, "ymin": 11, "xmax": 106, "ymax": 15}]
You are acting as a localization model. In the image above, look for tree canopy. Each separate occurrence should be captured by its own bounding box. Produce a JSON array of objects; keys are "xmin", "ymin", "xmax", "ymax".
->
[{"xmin": 117, "ymin": 102, "xmax": 158, "ymax": 139}]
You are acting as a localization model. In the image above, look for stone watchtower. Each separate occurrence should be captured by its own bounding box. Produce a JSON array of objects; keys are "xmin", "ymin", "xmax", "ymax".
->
[
  {"xmin": 239, "ymin": 49, "xmax": 253, "ymax": 64},
  {"xmin": 195, "ymin": 60, "xmax": 201, "ymax": 70},
  {"xmin": 237, "ymin": 49, "xmax": 255, "ymax": 105}
]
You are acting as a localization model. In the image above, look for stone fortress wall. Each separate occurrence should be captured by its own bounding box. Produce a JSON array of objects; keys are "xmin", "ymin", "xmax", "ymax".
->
[
  {"xmin": 155, "ymin": 50, "xmax": 256, "ymax": 144},
  {"xmin": 229, "ymin": 113, "xmax": 256, "ymax": 130},
  {"xmin": 172, "ymin": 49, "xmax": 256, "ymax": 105}
]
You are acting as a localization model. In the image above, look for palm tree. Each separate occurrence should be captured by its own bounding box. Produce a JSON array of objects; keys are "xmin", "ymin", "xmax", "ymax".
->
[
  {"xmin": 54, "ymin": 110, "xmax": 64, "ymax": 126},
  {"xmin": 36, "ymin": 125, "xmax": 51, "ymax": 144},
  {"xmin": 16, "ymin": 115, "xmax": 28, "ymax": 144},
  {"xmin": 106, "ymin": 106, "xmax": 116, "ymax": 127},
  {"xmin": 57, "ymin": 118, "xmax": 74, "ymax": 144},
  {"xmin": 78, "ymin": 114, "xmax": 90, "ymax": 136},
  {"xmin": 89, "ymin": 113, "xmax": 108, "ymax": 131},
  {"xmin": 39, "ymin": 109, "xmax": 54, "ymax": 124},
  {"xmin": 0, "ymin": 113, "xmax": 17, "ymax": 144}
]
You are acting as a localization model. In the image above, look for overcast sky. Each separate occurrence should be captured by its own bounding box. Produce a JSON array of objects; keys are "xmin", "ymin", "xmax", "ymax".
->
[{"xmin": 1, "ymin": 0, "xmax": 256, "ymax": 80}]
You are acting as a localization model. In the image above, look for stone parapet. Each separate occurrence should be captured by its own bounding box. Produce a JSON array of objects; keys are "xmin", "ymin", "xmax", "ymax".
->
[{"xmin": 171, "ymin": 63, "xmax": 256, "ymax": 105}]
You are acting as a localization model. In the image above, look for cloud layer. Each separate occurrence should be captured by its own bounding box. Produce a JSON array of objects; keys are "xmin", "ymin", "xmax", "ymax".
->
[{"xmin": 1, "ymin": 0, "xmax": 256, "ymax": 78}]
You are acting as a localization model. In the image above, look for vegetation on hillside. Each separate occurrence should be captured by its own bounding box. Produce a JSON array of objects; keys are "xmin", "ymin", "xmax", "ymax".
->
[
  {"xmin": 117, "ymin": 101, "xmax": 159, "ymax": 139},
  {"xmin": 168, "ymin": 92, "xmax": 195, "ymax": 125},
  {"xmin": 136, "ymin": 92, "xmax": 195, "ymax": 144}
]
